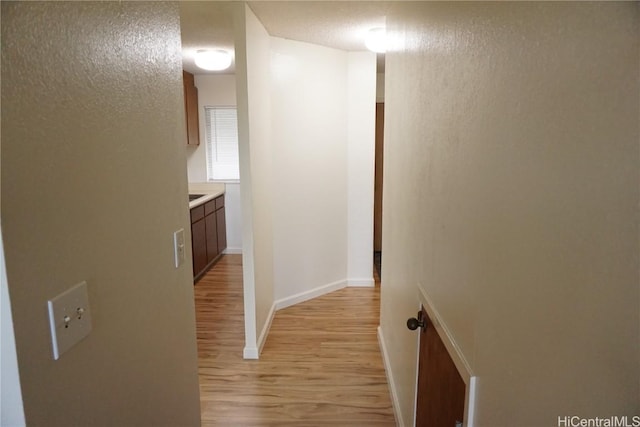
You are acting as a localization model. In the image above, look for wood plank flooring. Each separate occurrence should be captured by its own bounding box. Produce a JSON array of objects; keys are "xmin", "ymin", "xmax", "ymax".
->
[{"xmin": 195, "ymin": 255, "xmax": 395, "ymax": 426}]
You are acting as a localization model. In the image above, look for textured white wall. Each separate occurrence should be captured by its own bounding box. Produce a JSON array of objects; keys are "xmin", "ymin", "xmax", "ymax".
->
[
  {"xmin": 380, "ymin": 2, "xmax": 639, "ymax": 425},
  {"xmin": 1, "ymin": 2, "xmax": 201, "ymax": 425},
  {"xmin": 347, "ymin": 52, "xmax": 377, "ymax": 286},
  {"xmin": 270, "ymin": 37, "xmax": 349, "ymax": 301}
]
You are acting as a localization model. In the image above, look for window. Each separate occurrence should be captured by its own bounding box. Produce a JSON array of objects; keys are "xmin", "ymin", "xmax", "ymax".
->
[{"xmin": 205, "ymin": 106, "xmax": 240, "ymax": 181}]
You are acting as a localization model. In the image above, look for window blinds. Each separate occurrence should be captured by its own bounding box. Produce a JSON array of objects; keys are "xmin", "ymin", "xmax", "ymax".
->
[{"xmin": 205, "ymin": 106, "xmax": 240, "ymax": 181}]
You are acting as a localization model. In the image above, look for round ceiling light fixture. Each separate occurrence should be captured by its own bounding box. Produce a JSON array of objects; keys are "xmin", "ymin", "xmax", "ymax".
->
[
  {"xmin": 365, "ymin": 27, "xmax": 387, "ymax": 53},
  {"xmin": 194, "ymin": 49, "xmax": 232, "ymax": 71}
]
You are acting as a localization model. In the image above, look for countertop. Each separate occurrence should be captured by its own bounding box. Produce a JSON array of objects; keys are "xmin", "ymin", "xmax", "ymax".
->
[{"xmin": 188, "ymin": 182, "xmax": 225, "ymax": 209}]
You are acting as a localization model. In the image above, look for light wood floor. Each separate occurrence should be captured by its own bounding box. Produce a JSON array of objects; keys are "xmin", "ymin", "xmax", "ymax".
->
[{"xmin": 194, "ymin": 254, "xmax": 395, "ymax": 426}]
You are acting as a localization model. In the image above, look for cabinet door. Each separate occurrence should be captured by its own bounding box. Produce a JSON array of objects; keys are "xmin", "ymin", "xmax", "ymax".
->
[
  {"xmin": 186, "ymin": 83, "xmax": 199, "ymax": 146},
  {"xmin": 205, "ymin": 212, "xmax": 218, "ymax": 262},
  {"xmin": 191, "ymin": 218, "xmax": 207, "ymax": 277},
  {"xmin": 216, "ymin": 208, "xmax": 227, "ymax": 254},
  {"xmin": 183, "ymin": 71, "xmax": 200, "ymax": 146}
]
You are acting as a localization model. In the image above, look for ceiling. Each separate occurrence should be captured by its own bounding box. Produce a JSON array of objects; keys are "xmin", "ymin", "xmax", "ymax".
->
[
  {"xmin": 180, "ymin": 2, "xmax": 236, "ymax": 74},
  {"xmin": 179, "ymin": 1, "xmax": 390, "ymax": 75}
]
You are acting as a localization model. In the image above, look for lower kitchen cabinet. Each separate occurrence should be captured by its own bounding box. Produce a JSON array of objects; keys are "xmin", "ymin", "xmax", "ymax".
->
[
  {"xmin": 205, "ymin": 211, "xmax": 218, "ymax": 262},
  {"xmin": 216, "ymin": 198, "xmax": 227, "ymax": 254},
  {"xmin": 191, "ymin": 218, "xmax": 207, "ymax": 277},
  {"xmin": 190, "ymin": 205, "xmax": 207, "ymax": 277},
  {"xmin": 190, "ymin": 195, "xmax": 226, "ymax": 282}
]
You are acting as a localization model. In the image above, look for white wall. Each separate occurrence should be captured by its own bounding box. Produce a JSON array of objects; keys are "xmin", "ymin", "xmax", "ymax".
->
[
  {"xmin": 1, "ymin": 2, "xmax": 201, "ymax": 425},
  {"xmin": 187, "ymin": 74, "xmax": 236, "ymax": 183},
  {"xmin": 234, "ymin": 7, "xmax": 376, "ymax": 355},
  {"xmin": 380, "ymin": 2, "xmax": 639, "ymax": 425},
  {"xmin": 234, "ymin": 3, "xmax": 275, "ymax": 358},
  {"xmin": 189, "ymin": 75, "xmax": 242, "ymax": 252},
  {"xmin": 347, "ymin": 52, "xmax": 377, "ymax": 286},
  {"xmin": 222, "ymin": 183, "xmax": 242, "ymax": 253},
  {"xmin": 270, "ymin": 40, "xmax": 376, "ymax": 303},
  {"xmin": 245, "ymin": 4, "xmax": 275, "ymax": 356},
  {"xmin": 0, "ymin": 229, "xmax": 25, "ymax": 426},
  {"xmin": 270, "ymin": 37, "xmax": 349, "ymax": 302}
]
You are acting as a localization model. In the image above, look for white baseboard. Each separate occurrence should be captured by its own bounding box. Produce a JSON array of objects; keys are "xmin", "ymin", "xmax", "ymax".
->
[
  {"xmin": 274, "ymin": 279, "xmax": 347, "ymax": 310},
  {"xmin": 250, "ymin": 280, "xmax": 349, "ymax": 360},
  {"xmin": 243, "ymin": 346, "xmax": 258, "ymax": 359},
  {"xmin": 223, "ymin": 247, "xmax": 242, "ymax": 255},
  {"xmin": 378, "ymin": 326, "xmax": 405, "ymax": 427},
  {"xmin": 347, "ymin": 277, "xmax": 375, "ymax": 287},
  {"xmin": 257, "ymin": 302, "xmax": 276, "ymax": 355}
]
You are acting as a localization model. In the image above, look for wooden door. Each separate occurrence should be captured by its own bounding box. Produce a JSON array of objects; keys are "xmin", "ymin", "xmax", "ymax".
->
[
  {"xmin": 373, "ymin": 103, "xmax": 384, "ymax": 252},
  {"xmin": 416, "ymin": 306, "xmax": 466, "ymax": 427}
]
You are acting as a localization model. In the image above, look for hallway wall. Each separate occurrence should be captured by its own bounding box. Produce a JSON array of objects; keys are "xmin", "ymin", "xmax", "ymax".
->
[
  {"xmin": 236, "ymin": 5, "xmax": 376, "ymax": 357},
  {"xmin": 234, "ymin": 3, "xmax": 275, "ymax": 358},
  {"xmin": 1, "ymin": 2, "xmax": 201, "ymax": 425},
  {"xmin": 347, "ymin": 52, "xmax": 377, "ymax": 286},
  {"xmin": 270, "ymin": 39, "xmax": 376, "ymax": 302},
  {"xmin": 270, "ymin": 37, "xmax": 349, "ymax": 301},
  {"xmin": 0, "ymin": 228, "xmax": 25, "ymax": 426},
  {"xmin": 380, "ymin": 2, "xmax": 639, "ymax": 425}
]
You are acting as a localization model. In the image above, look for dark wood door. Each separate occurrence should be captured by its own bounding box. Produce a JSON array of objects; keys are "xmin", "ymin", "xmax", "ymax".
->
[
  {"xmin": 373, "ymin": 103, "xmax": 384, "ymax": 252},
  {"xmin": 416, "ymin": 306, "xmax": 466, "ymax": 427}
]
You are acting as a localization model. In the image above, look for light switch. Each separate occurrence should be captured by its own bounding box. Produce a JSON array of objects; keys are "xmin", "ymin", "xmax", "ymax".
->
[
  {"xmin": 174, "ymin": 228, "xmax": 185, "ymax": 268},
  {"xmin": 47, "ymin": 281, "xmax": 92, "ymax": 360}
]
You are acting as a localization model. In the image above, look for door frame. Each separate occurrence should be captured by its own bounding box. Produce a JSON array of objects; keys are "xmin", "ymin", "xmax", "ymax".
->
[{"xmin": 415, "ymin": 285, "xmax": 477, "ymax": 427}]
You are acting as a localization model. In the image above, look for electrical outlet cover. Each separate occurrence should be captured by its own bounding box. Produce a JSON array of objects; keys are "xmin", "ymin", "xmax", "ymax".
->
[
  {"xmin": 174, "ymin": 228, "xmax": 185, "ymax": 268},
  {"xmin": 47, "ymin": 281, "xmax": 92, "ymax": 360}
]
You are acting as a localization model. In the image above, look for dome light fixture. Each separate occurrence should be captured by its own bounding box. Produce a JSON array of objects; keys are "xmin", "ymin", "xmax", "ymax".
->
[
  {"xmin": 365, "ymin": 27, "xmax": 387, "ymax": 53},
  {"xmin": 194, "ymin": 49, "xmax": 232, "ymax": 71}
]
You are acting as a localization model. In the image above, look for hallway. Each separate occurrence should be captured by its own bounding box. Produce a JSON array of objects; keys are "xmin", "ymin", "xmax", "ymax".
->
[{"xmin": 195, "ymin": 255, "xmax": 395, "ymax": 426}]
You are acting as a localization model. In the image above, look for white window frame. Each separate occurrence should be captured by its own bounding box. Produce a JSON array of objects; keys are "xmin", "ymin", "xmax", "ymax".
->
[{"xmin": 204, "ymin": 106, "xmax": 240, "ymax": 183}]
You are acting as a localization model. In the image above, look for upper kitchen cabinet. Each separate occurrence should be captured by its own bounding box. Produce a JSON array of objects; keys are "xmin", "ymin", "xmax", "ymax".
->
[{"xmin": 183, "ymin": 70, "xmax": 200, "ymax": 146}]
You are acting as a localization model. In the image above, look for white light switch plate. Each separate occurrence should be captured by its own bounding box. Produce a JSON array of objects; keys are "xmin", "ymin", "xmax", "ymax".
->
[
  {"xmin": 47, "ymin": 281, "xmax": 92, "ymax": 360},
  {"xmin": 174, "ymin": 228, "xmax": 185, "ymax": 268}
]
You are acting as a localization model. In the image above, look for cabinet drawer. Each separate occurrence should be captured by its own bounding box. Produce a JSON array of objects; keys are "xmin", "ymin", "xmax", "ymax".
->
[
  {"xmin": 215, "ymin": 195, "xmax": 225, "ymax": 210},
  {"xmin": 204, "ymin": 199, "xmax": 216, "ymax": 216},
  {"xmin": 190, "ymin": 205, "xmax": 204, "ymax": 223}
]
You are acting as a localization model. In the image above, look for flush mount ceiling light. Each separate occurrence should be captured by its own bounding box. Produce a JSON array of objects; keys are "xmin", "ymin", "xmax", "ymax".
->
[
  {"xmin": 194, "ymin": 49, "xmax": 232, "ymax": 71},
  {"xmin": 365, "ymin": 27, "xmax": 387, "ymax": 53}
]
